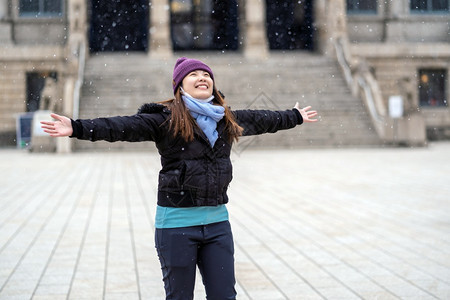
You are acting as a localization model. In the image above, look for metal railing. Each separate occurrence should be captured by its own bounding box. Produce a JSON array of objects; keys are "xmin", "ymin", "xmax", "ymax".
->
[
  {"xmin": 334, "ymin": 37, "xmax": 387, "ymax": 139},
  {"xmin": 335, "ymin": 38, "xmax": 354, "ymax": 88}
]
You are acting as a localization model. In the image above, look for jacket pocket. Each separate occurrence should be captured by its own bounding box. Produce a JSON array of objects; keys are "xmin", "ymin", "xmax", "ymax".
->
[{"xmin": 159, "ymin": 162, "xmax": 187, "ymax": 190}]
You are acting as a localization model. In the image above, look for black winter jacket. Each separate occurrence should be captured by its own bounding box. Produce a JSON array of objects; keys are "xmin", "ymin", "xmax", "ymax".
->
[{"xmin": 70, "ymin": 103, "xmax": 303, "ymax": 207}]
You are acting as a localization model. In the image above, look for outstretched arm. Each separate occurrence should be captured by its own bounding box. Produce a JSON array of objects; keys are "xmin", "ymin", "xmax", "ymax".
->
[
  {"xmin": 40, "ymin": 113, "xmax": 73, "ymax": 137},
  {"xmin": 294, "ymin": 102, "xmax": 318, "ymax": 123},
  {"xmin": 41, "ymin": 112, "xmax": 165, "ymax": 142},
  {"xmin": 233, "ymin": 103, "xmax": 318, "ymax": 137}
]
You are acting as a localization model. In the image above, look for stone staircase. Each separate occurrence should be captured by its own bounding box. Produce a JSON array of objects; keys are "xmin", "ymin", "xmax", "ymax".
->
[{"xmin": 74, "ymin": 52, "xmax": 381, "ymax": 151}]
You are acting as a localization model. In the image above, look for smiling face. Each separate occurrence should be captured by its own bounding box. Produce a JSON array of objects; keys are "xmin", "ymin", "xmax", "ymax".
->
[{"xmin": 181, "ymin": 70, "xmax": 214, "ymax": 100}]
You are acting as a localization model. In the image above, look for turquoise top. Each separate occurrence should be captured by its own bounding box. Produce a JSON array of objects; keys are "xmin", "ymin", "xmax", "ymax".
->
[{"xmin": 155, "ymin": 204, "xmax": 229, "ymax": 229}]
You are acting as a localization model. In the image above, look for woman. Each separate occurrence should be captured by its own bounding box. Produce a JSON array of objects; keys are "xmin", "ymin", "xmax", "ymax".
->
[{"xmin": 41, "ymin": 57, "xmax": 318, "ymax": 300}]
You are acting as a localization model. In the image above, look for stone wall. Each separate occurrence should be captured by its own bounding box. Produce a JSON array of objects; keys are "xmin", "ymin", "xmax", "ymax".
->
[
  {"xmin": 13, "ymin": 19, "xmax": 67, "ymax": 45},
  {"xmin": 347, "ymin": 0, "xmax": 450, "ymax": 139},
  {"xmin": 350, "ymin": 43, "xmax": 450, "ymax": 137},
  {"xmin": 0, "ymin": 46, "xmax": 66, "ymax": 146},
  {"xmin": 347, "ymin": 0, "xmax": 449, "ymax": 43},
  {"xmin": 0, "ymin": 0, "xmax": 85, "ymax": 147}
]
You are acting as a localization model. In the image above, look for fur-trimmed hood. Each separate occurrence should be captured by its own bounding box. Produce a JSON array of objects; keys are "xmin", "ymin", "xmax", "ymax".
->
[{"xmin": 137, "ymin": 103, "xmax": 170, "ymax": 114}]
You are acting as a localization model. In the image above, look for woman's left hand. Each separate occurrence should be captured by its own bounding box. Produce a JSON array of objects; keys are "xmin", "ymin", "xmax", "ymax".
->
[{"xmin": 294, "ymin": 102, "xmax": 318, "ymax": 123}]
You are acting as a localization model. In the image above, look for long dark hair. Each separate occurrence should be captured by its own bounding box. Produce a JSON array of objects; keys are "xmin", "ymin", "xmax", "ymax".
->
[{"xmin": 159, "ymin": 86, "xmax": 243, "ymax": 143}]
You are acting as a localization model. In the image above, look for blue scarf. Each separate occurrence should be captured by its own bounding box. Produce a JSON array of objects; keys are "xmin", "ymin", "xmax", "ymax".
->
[{"xmin": 182, "ymin": 92, "xmax": 225, "ymax": 147}]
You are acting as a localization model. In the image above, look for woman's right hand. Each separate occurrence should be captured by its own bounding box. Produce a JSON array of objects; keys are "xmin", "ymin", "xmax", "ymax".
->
[{"xmin": 40, "ymin": 113, "xmax": 73, "ymax": 137}]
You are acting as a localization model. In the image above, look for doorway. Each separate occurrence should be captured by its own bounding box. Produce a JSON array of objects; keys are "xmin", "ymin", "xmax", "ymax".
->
[
  {"xmin": 170, "ymin": 0, "xmax": 239, "ymax": 51},
  {"xmin": 25, "ymin": 72, "xmax": 58, "ymax": 112},
  {"xmin": 89, "ymin": 0, "xmax": 149, "ymax": 52},
  {"xmin": 266, "ymin": 0, "xmax": 314, "ymax": 50}
]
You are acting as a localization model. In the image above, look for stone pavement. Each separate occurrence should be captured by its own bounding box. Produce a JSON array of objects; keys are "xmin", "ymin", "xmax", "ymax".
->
[{"xmin": 0, "ymin": 142, "xmax": 450, "ymax": 300}]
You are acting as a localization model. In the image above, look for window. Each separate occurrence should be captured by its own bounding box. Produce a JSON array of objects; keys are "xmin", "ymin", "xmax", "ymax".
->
[
  {"xmin": 347, "ymin": 0, "xmax": 377, "ymax": 14},
  {"xmin": 19, "ymin": 0, "xmax": 63, "ymax": 17},
  {"xmin": 418, "ymin": 69, "xmax": 447, "ymax": 107},
  {"xmin": 410, "ymin": 0, "xmax": 449, "ymax": 13}
]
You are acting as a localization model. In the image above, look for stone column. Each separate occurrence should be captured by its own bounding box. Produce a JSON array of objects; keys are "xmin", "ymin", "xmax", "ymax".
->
[
  {"xmin": 0, "ymin": 0, "xmax": 12, "ymax": 43},
  {"xmin": 149, "ymin": 0, "xmax": 172, "ymax": 58},
  {"xmin": 67, "ymin": 0, "xmax": 87, "ymax": 46},
  {"xmin": 315, "ymin": 0, "xmax": 347, "ymax": 57},
  {"xmin": 384, "ymin": 0, "xmax": 405, "ymax": 42},
  {"xmin": 0, "ymin": 0, "xmax": 7, "ymax": 19},
  {"xmin": 243, "ymin": 0, "xmax": 268, "ymax": 60},
  {"xmin": 57, "ymin": 77, "xmax": 75, "ymax": 153},
  {"xmin": 57, "ymin": 0, "xmax": 87, "ymax": 153}
]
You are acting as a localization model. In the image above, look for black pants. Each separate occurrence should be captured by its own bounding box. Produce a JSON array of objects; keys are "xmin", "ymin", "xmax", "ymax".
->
[{"xmin": 155, "ymin": 221, "xmax": 237, "ymax": 300}]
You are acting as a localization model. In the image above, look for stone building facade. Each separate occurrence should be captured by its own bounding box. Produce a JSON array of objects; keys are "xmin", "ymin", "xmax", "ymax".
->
[{"xmin": 0, "ymin": 0, "xmax": 448, "ymax": 149}]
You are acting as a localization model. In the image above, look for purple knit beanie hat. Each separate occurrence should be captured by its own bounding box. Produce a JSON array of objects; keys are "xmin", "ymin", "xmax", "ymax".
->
[{"xmin": 172, "ymin": 57, "xmax": 214, "ymax": 94}]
